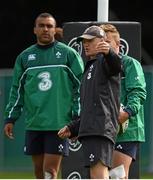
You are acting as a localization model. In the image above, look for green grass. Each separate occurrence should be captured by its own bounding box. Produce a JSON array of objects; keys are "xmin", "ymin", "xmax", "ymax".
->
[
  {"xmin": 0, "ymin": 170, "xmax": 62, "ymax": 179},
  {"xmin": 141, "ymin": 173, "xmax": 153, "ymax": 179},
  {"xmin": 0, "ymin": 171, "xmax": 34, "ymax": 179},
  {"xmin": 1, "ymin": 171, "xmax": 153, "ymax": 179}
]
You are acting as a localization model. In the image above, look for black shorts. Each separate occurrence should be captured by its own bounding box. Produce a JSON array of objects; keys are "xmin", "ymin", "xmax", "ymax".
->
[
  {"xmin": 115, "ymin": 142, "xmax": 139, "ymax": 160},
  {"xmin": 81, "ymin": 136, "xmax": 114, "ymax": 169},
  {"xmin": 24, "ymin": 130, "xmax": 69, "ymax": 156}
]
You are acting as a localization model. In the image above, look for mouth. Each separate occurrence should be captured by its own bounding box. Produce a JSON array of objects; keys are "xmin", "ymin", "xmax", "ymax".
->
[
  {"xmin": 84, "ymin": 48, "xmax": 88, "ymax": 52},
  {"xmin": 42, "ymin": 34, "xmax": 50, "ymax": 38}
]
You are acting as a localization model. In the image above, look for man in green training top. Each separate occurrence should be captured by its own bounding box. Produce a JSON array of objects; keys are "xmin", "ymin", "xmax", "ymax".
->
[
  {"xmin": 3, "ymin": 12, "xmax": 84, "ymax": 179},
  {"xmin": 99, "ymin": 23, "xmax": 147, "ymax": 179}
]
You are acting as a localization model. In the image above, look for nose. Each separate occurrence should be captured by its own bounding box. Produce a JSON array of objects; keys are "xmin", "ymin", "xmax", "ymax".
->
[
  {"xmin": 42, "ymin": 25, "xmax": 50, "ymax": 31},
  {"xmin": 83, "ymin": 42, "xmax": 89, "ymax": 48}
]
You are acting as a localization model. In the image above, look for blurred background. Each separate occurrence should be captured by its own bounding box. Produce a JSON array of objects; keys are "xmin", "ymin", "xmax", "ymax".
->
[
  {"xmin": 0, "ymin": 0, "xmax": 153, "ymax": 68},
  {"xmin": 0, "ymin": 0, "xmax": 153, "ymax": 178}
]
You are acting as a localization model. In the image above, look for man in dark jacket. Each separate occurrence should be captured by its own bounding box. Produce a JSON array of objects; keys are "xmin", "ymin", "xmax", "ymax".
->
[{"xmin": 58, "ymin": 25, "xmax": 121, "ymax": 179}]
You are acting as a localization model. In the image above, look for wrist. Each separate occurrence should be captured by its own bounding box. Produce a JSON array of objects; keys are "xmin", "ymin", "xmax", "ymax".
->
[
  {"xmin": 123, "ymin": 108, "xmax": 133, "ymax": 118},
  {"xmin": 4, "ymin": 118, "xmax": 16, "ymax": 125}
]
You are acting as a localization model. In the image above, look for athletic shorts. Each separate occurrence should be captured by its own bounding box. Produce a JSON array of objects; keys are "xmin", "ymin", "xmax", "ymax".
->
[
  {"xmin": 24, "ymin": 130, "xmax": 69, "ymax": 156},
  {"xmin": 115, "ymin": 141, "xmax": 139, "ymax": 160},
  {"xmin": 80, "ymin": 136, "xmax": 114, "ymax": 169}
]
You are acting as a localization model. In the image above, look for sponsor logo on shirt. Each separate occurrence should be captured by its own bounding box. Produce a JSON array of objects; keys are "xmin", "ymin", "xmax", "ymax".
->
[
  {"xmin": 28, "ymin": 54, "xmax": 36, "ymax": 61},
  {"xmin": 38, "ymin": 72, "xmax": 52, "ymax": 91}
]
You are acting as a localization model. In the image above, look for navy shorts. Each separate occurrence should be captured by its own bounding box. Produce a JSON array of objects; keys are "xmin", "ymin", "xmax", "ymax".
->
[
  {"xmin": 24, "ymin": 130, "xmax": 69, "ymax": 156},
  {"xmin": 115, "ymin": 142, "xmax": 139, "ymax": 160},
  {"xmin": 81, "ymin": 136, "xmax": 114, "ymax": 169}
]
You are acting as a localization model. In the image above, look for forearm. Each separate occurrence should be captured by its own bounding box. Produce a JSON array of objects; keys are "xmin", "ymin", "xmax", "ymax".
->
[{"xmin": 105, "ymin": 49, "xmax": 122, "ymax": 74}]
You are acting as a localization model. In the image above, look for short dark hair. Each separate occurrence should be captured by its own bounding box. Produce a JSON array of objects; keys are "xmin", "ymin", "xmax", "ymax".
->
[{"xmin": 34, "ymin": 12, "xmax": 56, "ymax": 27}]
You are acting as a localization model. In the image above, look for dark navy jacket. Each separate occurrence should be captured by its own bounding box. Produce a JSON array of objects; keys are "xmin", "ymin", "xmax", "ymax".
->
[{"xmin": 68, "ymin": 49, "xmax": 121, "ymax": 144}]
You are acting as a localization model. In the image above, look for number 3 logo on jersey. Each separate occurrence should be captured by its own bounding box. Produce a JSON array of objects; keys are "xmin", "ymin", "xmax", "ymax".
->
[{"xmin": 38, "ymin": 72, "xmax": 52, "ymax": 91}]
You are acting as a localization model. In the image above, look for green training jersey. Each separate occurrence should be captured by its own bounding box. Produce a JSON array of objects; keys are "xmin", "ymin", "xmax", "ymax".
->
[
  {"xmin": 5, "ymin": 41, "xmax": 84, "ymax": 130},
  {"xmin": 116, "ymin": 55, "xmax": 147, "ymax": 142}
]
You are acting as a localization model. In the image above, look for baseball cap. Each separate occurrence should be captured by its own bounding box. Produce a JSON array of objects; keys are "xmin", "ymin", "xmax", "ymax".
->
[{"xmin": 77, "ymin": 25, "xmax": 105, "ymax": 42}]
